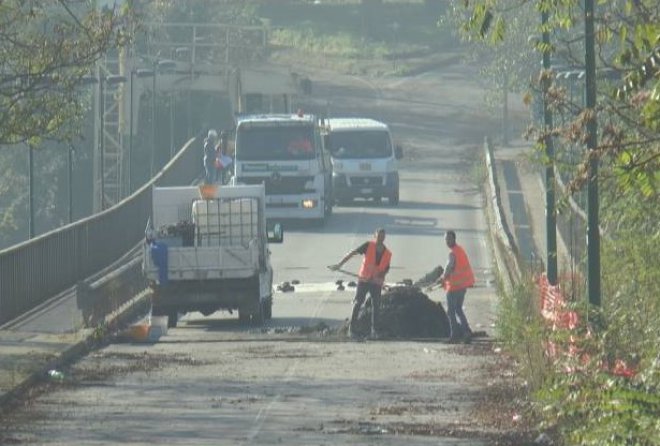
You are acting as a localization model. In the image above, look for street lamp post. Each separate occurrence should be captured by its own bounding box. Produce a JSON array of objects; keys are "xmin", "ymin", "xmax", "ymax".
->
[
  {"xmin": 99, "ymin": 73, "xmax": 105, "ymax": 210},
  {"xmin": 584, "ymin": 0, "xmax": 601, "ymax": 306},
  {"xmin": 170, "ymin": 94, "xmax": 175, "ymax": 159},
  {"xmin": 129, "ymin": 69, "xmax": 135, "ymax": 194},
  {"xmin": 131, "ymin": 68, "xmax": 155, "ymax": 188},
  {"xmin": 98, "ymin": 74, "xmax": 126, "ymax": 210},
  {"xmin": 28, "ymin": 142, "xmax": 35, "ymax": 239},
  {"xmin": 150, "ymin": 59, "xmax": 177, "ymax": 178},
  {"xmin": 174, "ymin": 47, "xmax": 191, "ymax": 149},
  {"xmin": 151, "ymin": 69, "xmax": 156, "ymax": 178},
  {"xmin": 541, "ymin": 10, "xmax": 558, "ymax": 285},
  {"xmin": 68, "ymin": 143, "xmax": 75, "ymax": 223}
]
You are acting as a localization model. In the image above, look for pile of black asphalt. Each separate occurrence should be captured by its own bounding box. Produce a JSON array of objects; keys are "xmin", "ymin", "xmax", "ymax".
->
[{"xmin": 349, "ymin": 285, "xmax": 450, "ymax": 339}]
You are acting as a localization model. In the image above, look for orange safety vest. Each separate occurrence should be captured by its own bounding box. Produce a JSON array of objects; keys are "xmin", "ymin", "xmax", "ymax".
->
[
  {"xmin": 444, "ymin": 244, "xmax": 475, "ymax": 292},
  {"xmin": 358, "ymin": 242, "xmax": 392, "ymax": 285}
]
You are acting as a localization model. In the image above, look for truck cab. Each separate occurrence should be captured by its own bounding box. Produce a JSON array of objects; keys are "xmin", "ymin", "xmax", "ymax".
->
[
  {"xmin": 324, "ymin": 118, "xmax": 402, "ymax": 205},
  {"xmin": 231, "ymin": 112, "xmax": 333, "ymax": 225}
]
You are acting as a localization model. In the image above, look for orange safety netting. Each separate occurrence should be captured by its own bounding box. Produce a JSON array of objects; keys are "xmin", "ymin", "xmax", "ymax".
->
[{"xmin": 537, "ymin": 273, "xmax": 636, "ymax": 378}]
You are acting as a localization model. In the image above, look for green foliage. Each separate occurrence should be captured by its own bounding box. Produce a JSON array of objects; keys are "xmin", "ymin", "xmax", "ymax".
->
[
  {"xmin": 264, "ymin": 1, "xmax": 448, "ymax": 76},
  {"xmin": 600, "ymin": 233, "xmax": 660, "ymax": 363},
  {"xmin": 0, "ymin": 1, "xmax": 130, "ymax": 146},
  {"xmin": 496, "ymin": 276, "xmax": 549, "ymax": 391},
  {"xmin": 537, "ymin": 363, "xmax": 660, "ymax": 446},
  {"xmin": 601, "ymin": 166, "xmax": 660, "ymax": 235},
  {"xmin": 0, "ymin": 149, "xmax": 26, "ymax": 245},
  {"xmin": 441, "ymin": 1, "xmax": 539, "ymax": 119},
  {"xmin": 456, "ymin": 0, "xmax": 660, "ymax": 201},
  {"xmin": 519, "ymin": 229, "xmax": 660, "ymax": 445},
  {"xmin": 271, "ymin": 28, "xmax": 389, "ymax": 59}
]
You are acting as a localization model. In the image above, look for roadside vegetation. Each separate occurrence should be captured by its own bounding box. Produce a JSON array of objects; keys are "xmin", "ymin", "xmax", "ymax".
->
[
  {"xmin": 448, "ymin": 0, "xmax": 660, "ymax": 444},
  {"xmin": 0, "ymin": 1, "xmax": 130, "ymax": 247},
  {"xmin": 0, "ymin": 1, "xmax": 259, "ymax": 248},
  {"xmin": 262, "ymin": 0, "xmax": 453, "ymax": 76},
  {"xmin": 2, "ymin": 2, "xmax": 657, "ymax": 442}
]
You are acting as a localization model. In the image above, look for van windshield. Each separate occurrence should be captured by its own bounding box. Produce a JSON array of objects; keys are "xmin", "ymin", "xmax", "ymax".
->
[
  {"xmin": 236, "ymin": 125, "xmax": 316, "ymax": 161},
  {"xmin": 329, "ymin": 130, "xmax": 392, "ymax": 159}
]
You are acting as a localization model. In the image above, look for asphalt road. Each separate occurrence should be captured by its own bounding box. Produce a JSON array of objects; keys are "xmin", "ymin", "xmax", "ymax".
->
[{"xmin": 0, "ymin": 57, "xmax": 514, "ymax": 445}]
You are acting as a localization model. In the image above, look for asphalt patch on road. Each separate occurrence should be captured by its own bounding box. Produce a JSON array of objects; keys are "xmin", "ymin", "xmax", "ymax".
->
[{"xmin": 350, "ymin": 286, "xmax": 450, "ymax": 339}]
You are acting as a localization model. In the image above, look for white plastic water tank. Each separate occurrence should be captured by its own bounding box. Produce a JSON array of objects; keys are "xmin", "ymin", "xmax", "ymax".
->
[{"xmin": 192, "ymin": 198, "xmax": 259, "ymax": 247}]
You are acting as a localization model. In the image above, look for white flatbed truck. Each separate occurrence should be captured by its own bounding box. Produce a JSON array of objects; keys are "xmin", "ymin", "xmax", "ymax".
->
[{"xmin": 142, "ymin": 184, "xmax": 283, "ymax": 327}]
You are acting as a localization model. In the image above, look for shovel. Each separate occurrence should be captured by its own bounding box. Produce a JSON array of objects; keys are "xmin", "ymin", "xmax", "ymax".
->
[
  {"xmin": 327, "ymin": 265, "xmax": 359, "ymax": 278},
  {"xmin": 327, "ymin": 265, "xmax": 391, "ymax": 291}
]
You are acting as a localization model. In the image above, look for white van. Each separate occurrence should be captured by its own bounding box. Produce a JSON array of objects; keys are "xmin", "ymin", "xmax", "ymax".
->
[{"xmin": 324, "ymin": 118, "xmax": 402, "ymax": 205}]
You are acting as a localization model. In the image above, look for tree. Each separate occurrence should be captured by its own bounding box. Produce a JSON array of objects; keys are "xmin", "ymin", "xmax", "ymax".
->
[
  {"xmin": 457, "ymin": 0, "xmax": 659, "ymax": 204},
  {"xmin": 453, "ymin": 2, "xmax": 660, "ymax": 444},
  {"xmin": 0, "ymin": 1, "xmax": 130, "ymax": 146},
  {"xmin": 0, "ymin": 1, "xmax": 130, "ymax": 246},
  {"xmin": 441, "ymin": 1, "xmax": 539, "ymax": 142}
]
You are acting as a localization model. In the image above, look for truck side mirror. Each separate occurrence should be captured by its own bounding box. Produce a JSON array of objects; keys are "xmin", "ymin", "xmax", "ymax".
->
[
  {"xmin": 395, "ymin": 145, "xmax": 403, "ymax": 160},
  {"xmin": 267, "ymin": 223, "xmax": 284, "ymax": 243}
]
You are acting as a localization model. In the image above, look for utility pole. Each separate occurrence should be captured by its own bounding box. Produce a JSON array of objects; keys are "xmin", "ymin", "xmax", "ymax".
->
[
  {"xmin": 502, "ymin": 70, "xmax": 509, "ymax": 145},
  {"xmin": 28, "ymin": 143, "xmax": 35, "ymax": 239},
  {"xmin": 542, "ymin": 9, "xmax": 558, "ymax": 284},
  {"xmin": 129, "ymin": 69, "xmax": 134, "ymax": 194},
  {"xmin": 99, "ymin": 74, "xmax": 105, "ymax": 210},
  {"xmin": 68, "ymin": 143, "xmax": 74, "ymax": 223},
  {"xmin": 151, "ymin": 66, "xmax": 156, "ymax": 178},
  {"xmin": 584, "ymin": 0, "xmax": 601, "ymax": 306}
]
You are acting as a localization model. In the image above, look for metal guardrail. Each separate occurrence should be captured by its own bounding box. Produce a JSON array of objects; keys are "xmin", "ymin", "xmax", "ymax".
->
[
  {"xmin": 484, "ymin": 137, "xmax": 521, "ymax": 293},
  {"xmin": 0, "ymin": 136, "xmax": 202, "ymax": 326}
]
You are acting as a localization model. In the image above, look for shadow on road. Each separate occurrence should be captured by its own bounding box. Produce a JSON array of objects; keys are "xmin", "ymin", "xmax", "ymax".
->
[{"xmin": 180, "ymin": 316, "xmax": 344, "ymax": 334}]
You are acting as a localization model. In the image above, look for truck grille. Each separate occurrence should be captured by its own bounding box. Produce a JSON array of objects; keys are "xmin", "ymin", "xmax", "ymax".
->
[
  {"xmin": 349, "ymin": 176, "xmax": 383, "ymax": 186},
  {"xmin": 237, "ymin": 176, "xmax": 314, "ymax": 195}
]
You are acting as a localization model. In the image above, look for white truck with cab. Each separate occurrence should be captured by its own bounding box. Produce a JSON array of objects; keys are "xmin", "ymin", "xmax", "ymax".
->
[
  {"xmin": 324, "ymin": 118, "xmax": 402, "ymax": 205},
  {"xmin": 142, "ymin": 184, "xmax": 283, "ymax": 328},
  {"xmin": 231, "ymin": 112, "xmax": 333, "ymax": 225}
]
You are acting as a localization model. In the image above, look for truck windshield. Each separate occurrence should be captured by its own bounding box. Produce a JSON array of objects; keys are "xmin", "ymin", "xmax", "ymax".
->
[
  {"xmin": 329, "ymin": 130, "xmax": 392, "ymax": 159},
  {"xmin": 236, "ymin": 125, "xmax": 316, "ymax": 161}
]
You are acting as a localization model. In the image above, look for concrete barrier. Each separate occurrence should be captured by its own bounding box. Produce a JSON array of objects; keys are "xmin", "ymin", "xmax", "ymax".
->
[{"xmin": 483, "ymin": 137, "xmax": 521, "ymax": 293}]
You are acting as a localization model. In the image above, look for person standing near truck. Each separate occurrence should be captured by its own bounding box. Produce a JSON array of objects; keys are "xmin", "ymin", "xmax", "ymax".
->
[
  {"xmin": 329, "ymin": 228, "xmax": 392, "ymax": 339},
  {"xmin": 215, "ymin": 131, "xmax": 233, "ymax": 184},
  {"xmin": 203, "ymin": 129, "xmax": 218, "ymax": 184},
  {"xmin": 438, "ymin": 230, "xmax": 475, "ymax": 343}
]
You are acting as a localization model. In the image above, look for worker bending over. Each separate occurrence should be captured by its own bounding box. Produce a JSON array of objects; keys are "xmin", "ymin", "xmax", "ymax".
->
[{"xmin": 329, "ymin": 228, "xmax": 392, "ymax": 339}]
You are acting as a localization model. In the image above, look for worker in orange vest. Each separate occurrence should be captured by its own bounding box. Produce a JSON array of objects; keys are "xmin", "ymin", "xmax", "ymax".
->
[
  {"xmin": 438, "ymin": 230, "xmax": 475, "ymax": 343},
  {"xmin": 329, "ymin": 228, "xmax": 392, "ymax": 339}
]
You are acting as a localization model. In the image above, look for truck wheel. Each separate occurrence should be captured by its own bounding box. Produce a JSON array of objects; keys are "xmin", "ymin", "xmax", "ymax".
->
[
  {"xmin": 238, "ymin": 307, "xmax": 250, "ymax": 325},
  {"xmin": 262, "ymin": 299, "xmax": 273, "ymax": 320},
  {"xmin": 388, "ymin": 191, "xmax": 399, "ymax": 206},
  {"xmin": 238, "ymin": 304, "xmax": 264, "ymax": 325},
  {"xmin": 251, "ymin": 304, "xmax": 264, "ymax": 325},
  {"xmin": 167, "ymin": 311, "xmax": 178, "ymax": 328}
]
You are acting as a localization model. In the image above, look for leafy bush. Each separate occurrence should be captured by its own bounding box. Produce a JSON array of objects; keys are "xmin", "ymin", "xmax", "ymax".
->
[
  {"xmin": 536, "ymin": 323, "xmax": 660, "ymax": 446},
  {"xmin": 533, "ymin": 245, "xmax": 660, "ymax": 446},
  {"xmin": 271, "ymin": 28, "xmax": 389, "ymax": 59},
  {"xmin": 496, "ymin": 275, "xmax": 549, "ymax": 391},
  {"xmin": 496, "ymin": 229, "xmax": 660, "ymax": 445},
  {"xmin": 601, "ymin": 233, "xmax": 660, "ymax": 370}
]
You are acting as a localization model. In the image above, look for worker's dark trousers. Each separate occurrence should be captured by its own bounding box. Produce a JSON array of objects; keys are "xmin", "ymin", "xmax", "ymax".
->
[
  {"xmin": 350, "ymin": 281, "xmax": 381, "ymax": 334},
  {"xmin": 446, "ymin": 288, "xmax": 471, "ymax": 339}
]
